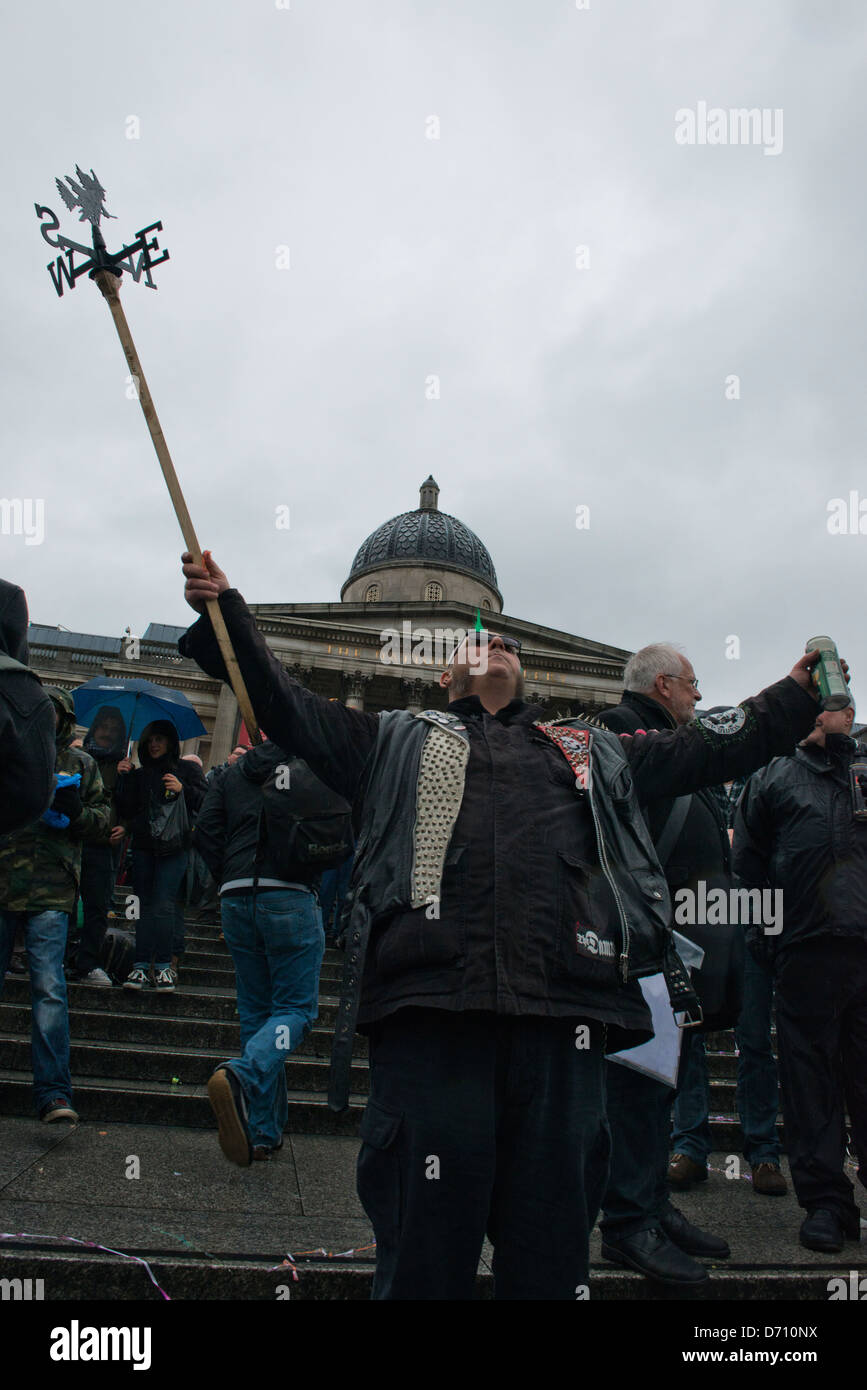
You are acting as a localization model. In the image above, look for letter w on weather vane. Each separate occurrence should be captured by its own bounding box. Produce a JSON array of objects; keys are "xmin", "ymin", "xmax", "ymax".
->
[
  {"xmin": 35, "ymin": 165, "xmax": 169, "ymax": 295},
  {"xmin": 31, "ymin": 164, "xmax": 262, "ymax": 744}
]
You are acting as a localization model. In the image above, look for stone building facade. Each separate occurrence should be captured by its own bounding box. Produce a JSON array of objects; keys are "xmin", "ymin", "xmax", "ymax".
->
[{"xmin": 28, "ymin": 479, "xmax": 632, "ymax": 769}]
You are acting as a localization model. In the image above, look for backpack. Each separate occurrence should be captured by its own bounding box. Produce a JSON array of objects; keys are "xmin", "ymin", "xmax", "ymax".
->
[{"xmin": 258, "ymin": 757, "xmax": 354, "ymax": 879}]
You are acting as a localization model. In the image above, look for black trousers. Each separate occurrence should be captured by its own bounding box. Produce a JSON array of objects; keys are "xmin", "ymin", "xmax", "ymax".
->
[
  {"xmin": 357, "ymin": 1008, "xmax": 610, "ymax": 1300},
  {"xmin": 76, "ymin": 843, "xmax": 119, "ymax": 974},
  {"xmin": 775, "ymin": 937, "xmax": 867, "ymax": 1227},
  {"xmin": 599, "ymin": 1027, "xmax": 701, "ymax": 1239}
]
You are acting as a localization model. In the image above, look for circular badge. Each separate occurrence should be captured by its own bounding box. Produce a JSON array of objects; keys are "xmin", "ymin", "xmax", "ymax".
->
[{"xmin": 698, "ymin": 707, "xmax": 746, "ymax": 736}]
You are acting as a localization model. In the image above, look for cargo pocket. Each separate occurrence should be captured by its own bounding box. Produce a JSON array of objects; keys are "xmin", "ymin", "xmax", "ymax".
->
[
  {"xmin": 555, "ymin": 850, "xmax": 619, "ymax": 982},
  {"xmin": 374, "ymin": 845, "xmax": 467, "ymax": 981},
  {"xmin": 357, "ymin": 1100, "xmax": 404, "ymax": 1234}
]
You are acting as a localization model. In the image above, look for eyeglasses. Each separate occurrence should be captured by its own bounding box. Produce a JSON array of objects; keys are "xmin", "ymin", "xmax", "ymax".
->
[
  {"xmin": 468, "ymin": 631, "xmax": 522, "ymax": 656},
  {"xmin": 663, "ymin": 673, "xmax": 700, "ymax": 689}
]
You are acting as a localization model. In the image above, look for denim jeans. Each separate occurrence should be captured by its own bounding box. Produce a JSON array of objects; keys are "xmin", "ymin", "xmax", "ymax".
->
[
  {"xmin": 670, "ymin": 1029, "xmax": 712, "ymax": 1165},
  {"xmin": 131, "ymin": 849, "xmax": 188, "ymax": 967},
  {"xmin": 0, "ymin": 909, "xmax": 72, "ymax": 1115},
  {"xmin": 219, "ymin": 889, "xmax": 324, "ymax": 1148},
  {"xmin": 734, "ymin": 949, "xmax": 780, "ymax": 1165}
]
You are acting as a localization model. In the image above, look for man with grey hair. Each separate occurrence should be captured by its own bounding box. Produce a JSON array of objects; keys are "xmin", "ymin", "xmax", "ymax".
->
[{"xmin": 597, "ymin": 643, "xmax": 743, "ymax": 1286}]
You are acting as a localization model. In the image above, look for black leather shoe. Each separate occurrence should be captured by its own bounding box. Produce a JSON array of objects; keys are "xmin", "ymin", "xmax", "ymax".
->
[
  {"xmin": 799, "ymin": 1209, "xmax": 845, "ymax": 1253},
  {"xmin": 601, "ymin": 1229, "xmax": 709, "ymax": 1285},
  {"xmin": 660, "ymin": 1205, "xmax": 731, "ymax": 1258}
]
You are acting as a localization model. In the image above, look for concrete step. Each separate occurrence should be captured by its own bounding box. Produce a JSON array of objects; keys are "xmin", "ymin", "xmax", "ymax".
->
[
  {"xmin": 1, "ymin": 976, "xmax": 343, "ymax": 1027},
  {"xmin": 0, "ymin": 1070, "xmax": 364, "ymax": 1132},
  {"xmin": 0, "ymin": 1246, "xmax": 853, "ymax": 1301},
  {"xmin": 0, "ymin": 1003, "xmax": 368, "ymax": 1058},
  {"xmin": 0, "ymin": 1035, "xmax": 370, "ymax": 1093}
]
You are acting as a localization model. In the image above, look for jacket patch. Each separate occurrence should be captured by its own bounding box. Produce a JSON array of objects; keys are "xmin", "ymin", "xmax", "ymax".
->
[
  {"xmin": 534, "ymin": 722, "xmax": 591, "ymax": 789},
  {"xmin": 575, "ymin": 926, "xmax": 615, "ymax": 958},
  {"xmin": 698, "ymin": 707, "xmax": 746, "ymax": 737}
]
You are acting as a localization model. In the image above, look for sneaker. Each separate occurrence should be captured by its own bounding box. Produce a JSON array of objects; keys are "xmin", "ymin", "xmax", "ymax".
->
[
  {"xmin": 41, "ymin": 1100, "xmax": 79, "ymax": 1123},
  {"xmin": 668, "ymin": 1152, "xmax": 708, "ymax": 1188},
  {"xmin": 78, "ymin": 967, "xmax": 113, "ymax": 987},
  {"xmin": 252, "ymin": 1138, "xmax": 285, "ymax": 1161},
  {"xmin": 751, "ymin": 1162, "xmax": 788, "ymax": 1197},
  {"xmin": 207, "ymin": 1067, "xmax": 252, "ymax": 1167},
  {"xmin": 123, "ymin": 967, "xmax": 150, "ymax": 991},
  {"xmin": 153, "ymin": 967, "xmax": 175, "ymax": 992},
  {"xmin": 170, "ymin": 955, "xmax": 179, "ymax": 984}
]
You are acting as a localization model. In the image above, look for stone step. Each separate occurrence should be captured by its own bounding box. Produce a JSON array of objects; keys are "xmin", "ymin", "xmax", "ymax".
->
[
  {"xmin": 0, "ymin": 1003, "xmax": 368, "ymax": 1058},
  {"xmin": 0, "ymin": 1070, "xmax": 364, "ymax": 1133},
  {"xmin": 0, "ymin": 1062, "xmax": 757, "ymax": 1145},
  {"xmin": 0, "ymin": 1034, "xmax": 371, "ymax": 1093},
  {"xmin": 1, "ymin": 977, "xmax": 342, "ymax": 1027},
  {"xmin": 0, "ymin": 1246, "xmax": 850, "ymax": 1302}
]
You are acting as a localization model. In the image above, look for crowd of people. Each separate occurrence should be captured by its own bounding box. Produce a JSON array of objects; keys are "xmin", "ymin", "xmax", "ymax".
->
[{"xmin": 1, "ymin": 560, "xmax": 865, "ymax": 1299}]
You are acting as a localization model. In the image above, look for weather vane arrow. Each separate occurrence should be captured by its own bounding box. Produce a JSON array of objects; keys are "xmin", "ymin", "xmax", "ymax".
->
[{"xmin": 34, "ymin": 165, "xmax": 261, "ymax": 743}]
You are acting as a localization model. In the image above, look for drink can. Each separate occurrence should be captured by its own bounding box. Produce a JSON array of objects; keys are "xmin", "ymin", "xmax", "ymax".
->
[{"xmin": 805, "ymin": 636, "xmax": 849, "ymax": 705}]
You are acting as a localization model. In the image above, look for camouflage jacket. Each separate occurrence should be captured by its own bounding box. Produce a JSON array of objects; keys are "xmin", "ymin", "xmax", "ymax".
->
[{"xmin": 0, "ymin": 687, "xmax": 111, "ymax": 913}]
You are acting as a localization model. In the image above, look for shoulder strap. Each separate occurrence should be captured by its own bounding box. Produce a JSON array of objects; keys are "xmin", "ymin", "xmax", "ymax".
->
[{"xmin": 655, "ymin": 795, "xmax": 692, "ymax": 865}]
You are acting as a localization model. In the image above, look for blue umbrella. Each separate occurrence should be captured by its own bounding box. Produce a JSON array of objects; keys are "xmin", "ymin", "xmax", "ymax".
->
[{"xmin": 73, "ymin": 677, "xmax": 206, "ymax": 743}]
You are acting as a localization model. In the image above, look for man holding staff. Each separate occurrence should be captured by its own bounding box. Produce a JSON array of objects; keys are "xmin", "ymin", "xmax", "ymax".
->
[{"xmin": 177, "ymin": 549, "xmax": 829, "ymax": 1300}]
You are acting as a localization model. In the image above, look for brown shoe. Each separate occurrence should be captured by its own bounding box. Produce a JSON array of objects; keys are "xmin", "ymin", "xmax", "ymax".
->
[
  {"xmin": 668, "ymin": 1152, "xmax": 708, "ymax": 1188},
  {"xmin": 751, "ymin": 1162, "xmax": 788, "ymax": 1196}
]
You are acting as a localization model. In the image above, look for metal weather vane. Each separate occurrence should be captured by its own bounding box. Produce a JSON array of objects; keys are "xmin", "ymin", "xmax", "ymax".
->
[
  {"xmin": 35, "ymin": 164, "xmax": 168, "ymax": 296},
  {"xmin": 33, "ymin": 164, "xmax": 261, "ymax": 742}
]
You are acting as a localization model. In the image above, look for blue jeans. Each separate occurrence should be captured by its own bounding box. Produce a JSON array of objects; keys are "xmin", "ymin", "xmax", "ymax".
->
[
  {"xmin": 131, "ymin": 849, "xmax": 188, "ymax": 967},
  {"xmin": 0, "ymin": 909, "xmax": 72, "ymax": 1115},
  {"xmin": 735, "ymin": 950, "xmax": 780, "ymax": 1165},
  {"xmin": 670, "ymin": 1029, "xmax": 712, "ymax": 1165},
  {"xmin": 219, "ymin": 889, "xmax": 324, "ymax": 1148}
]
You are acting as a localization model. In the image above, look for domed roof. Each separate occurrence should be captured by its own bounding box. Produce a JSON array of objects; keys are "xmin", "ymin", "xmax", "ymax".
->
[{"xmin": 346, "ymin": 477, "xmax": 500, "ymax": 592}]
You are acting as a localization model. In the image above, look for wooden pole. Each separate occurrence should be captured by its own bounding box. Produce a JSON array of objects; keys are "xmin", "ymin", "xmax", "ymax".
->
[{"xmin": 92, "ymin": 268, "xmax": 261, "ymax": 744}]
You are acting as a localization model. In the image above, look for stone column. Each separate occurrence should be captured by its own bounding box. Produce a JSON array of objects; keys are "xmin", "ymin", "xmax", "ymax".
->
[
  {"xmin": 401, "ymin": 677, "xmax": 431, "ymax": 714},
  {"xmin": 209, "ymin": 683, "xmax": 239, "ymax": 768},
  {"xmin": 343, "ymin": 670, "xmax": 373, "ymax": 711}
]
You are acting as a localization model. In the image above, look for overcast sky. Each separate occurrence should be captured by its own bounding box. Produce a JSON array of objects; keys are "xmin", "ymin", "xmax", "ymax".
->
[{"xmin": 2, "ymin": 0, "xmax": 866, "ymax": 708}]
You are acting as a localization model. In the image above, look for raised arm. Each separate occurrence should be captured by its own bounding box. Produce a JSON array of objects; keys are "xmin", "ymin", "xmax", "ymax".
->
[
  {"xmin": 618, "ymin": 657, "xmax": 822, "ymax": 803},
  {"xmin": 177, "ymin": 553, "xmax": 378, "ymax": 803}
]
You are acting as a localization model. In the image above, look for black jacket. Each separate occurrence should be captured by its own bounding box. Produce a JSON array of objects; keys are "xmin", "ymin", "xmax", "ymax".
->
[
  {"xmin": 732, "ymin": 734, "xmax": 867, "ymax": 956},
  {"xmin": 193, "ymin": 740, "xmax": 320, "ymax": 891},
  {"xmin": 0, "ymin": 579, "xmax": 56, "ymax": 836},
  {"xmin": 599, "ymin": 690, "xmax": 743, "ymax": 1029},
  {"xmin": 179, "ymin": 590, "xmax": 817, "ymax": 1048},
  {"xmin": 114, "ymin": 720, "xmax": 208, "ymax": 851},
  {"xmin": 598, "ymin": 691, "xmax": 733, "ymax": 895}
]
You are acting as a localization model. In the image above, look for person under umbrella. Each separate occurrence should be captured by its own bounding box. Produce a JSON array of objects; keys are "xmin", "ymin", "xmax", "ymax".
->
[
  {"xmin": 71, "ymin": 705, "xmax": 129, "ymax": 985},
  {"xmin": 113, "ymin": 721, "xmax": 207, "ymax": 990}
]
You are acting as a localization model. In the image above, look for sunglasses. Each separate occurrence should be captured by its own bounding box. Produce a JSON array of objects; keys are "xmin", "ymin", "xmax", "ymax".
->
[{"xmin": 467, "ymin": 631, "xmax": 522, "ymax": 656}]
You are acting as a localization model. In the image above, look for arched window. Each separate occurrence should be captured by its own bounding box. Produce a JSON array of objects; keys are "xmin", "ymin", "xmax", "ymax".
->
[
  {"xmin": 365, "ymin": 583, "xmax": 381, "ymax": 602},
  {"xmin": 481, "ymin": 598, "xmax": 492, "ymax": 610},
  {"xmin": 425, "ymin": 582, "xmax": 443, "ymax": 602}
]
